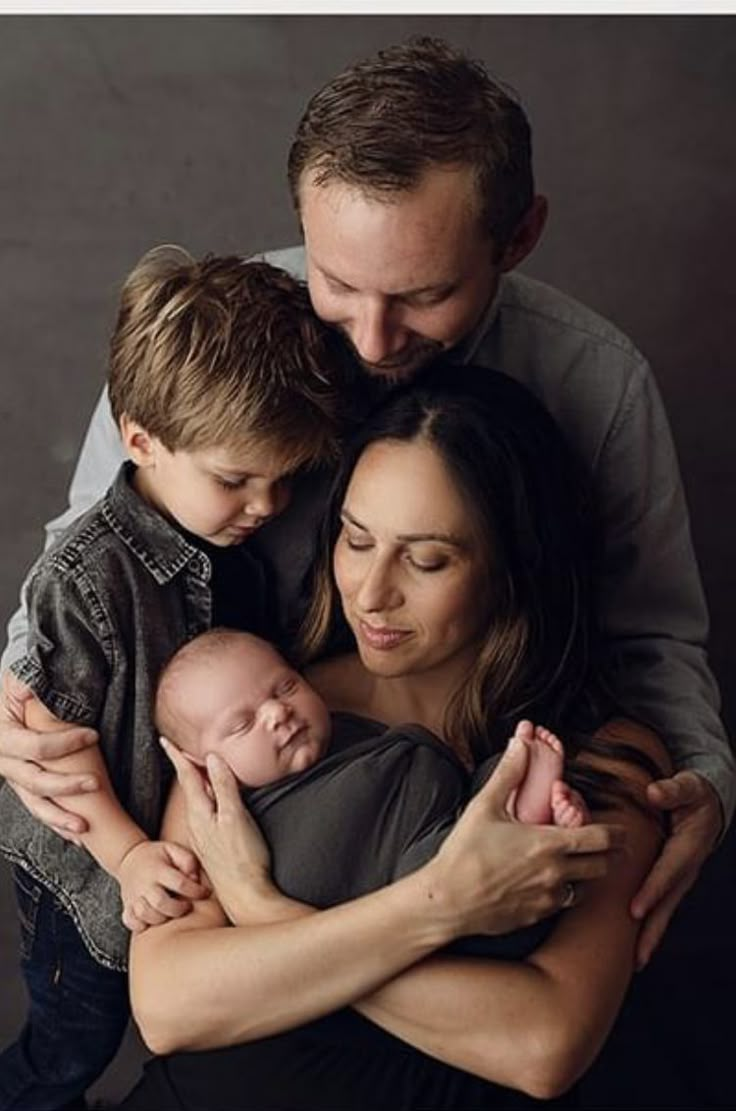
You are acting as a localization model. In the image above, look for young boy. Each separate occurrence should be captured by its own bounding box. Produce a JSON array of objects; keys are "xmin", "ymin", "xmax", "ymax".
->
[
  {"xmin": 0, "ymin": 247, "xmax": 342, "ymax": 1110},
  {"xmin": 156, "ymin": 627, "xmax": 589, "ymax": 956}
]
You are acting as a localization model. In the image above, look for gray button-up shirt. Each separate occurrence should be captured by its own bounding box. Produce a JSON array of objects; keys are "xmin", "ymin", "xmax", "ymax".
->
[{"xmin": 0, "ymin": 462, "xmax": 265, "ymax": 969}]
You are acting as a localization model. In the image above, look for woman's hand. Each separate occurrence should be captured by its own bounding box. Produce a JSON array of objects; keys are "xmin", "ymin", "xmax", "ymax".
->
[
  {"xmin": 160, "ymin": 738, "xmax": 282, "ymax": 925},
  {"xmin": 423, "ymin": 732, "xmax": 626, "ymax": 939}
]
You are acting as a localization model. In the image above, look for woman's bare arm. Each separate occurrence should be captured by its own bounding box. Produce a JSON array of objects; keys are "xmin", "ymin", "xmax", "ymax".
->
[
  {"xmin": 129, "ymin": 735, "xmax": 621, "ymax": 1056},
  {"xmin": 354, "ymin": 721, "xmax": 669, "ymax": 1098}
]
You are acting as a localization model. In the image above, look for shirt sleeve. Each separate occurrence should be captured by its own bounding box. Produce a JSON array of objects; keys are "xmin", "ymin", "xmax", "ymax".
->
[
  {"xmin": 8, "ymin": 552, "xmax": 113, "ymax": 727},
  {"xmin": 2, "ymin": 387, "xmax": 123, "ymax": 673},
  {"xmin": 595, "ymin": 358, "xmax": 736, "ymax": 826}
]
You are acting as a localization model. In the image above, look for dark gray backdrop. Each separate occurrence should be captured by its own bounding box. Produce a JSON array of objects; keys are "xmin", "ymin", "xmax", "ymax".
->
[{"xmin": 0, "ymin": 13, "xmax": 734, "ymax": 1107}]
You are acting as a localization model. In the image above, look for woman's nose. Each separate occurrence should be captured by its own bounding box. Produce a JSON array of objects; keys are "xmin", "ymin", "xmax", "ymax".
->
[{"xmin": 355, "ymin": 556, "xmax": 401, "ymax": 613}]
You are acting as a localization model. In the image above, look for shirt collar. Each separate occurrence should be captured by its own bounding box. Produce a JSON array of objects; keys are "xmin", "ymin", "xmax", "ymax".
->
[
  {"xmin": 102, "ymin": 462, "xmax": 208, "ymax": 584},
  {"xmin": 449, "ymin": 275, "xmax": 505, "ymax": 365}
]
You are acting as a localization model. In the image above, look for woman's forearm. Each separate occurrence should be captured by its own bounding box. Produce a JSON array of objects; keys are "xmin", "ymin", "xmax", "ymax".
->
[
  {"xmin": 129, "ymin": 866, "xmax": 456, "ymax": 1054},
  {"xmin": 354, "ymin": 791, "xmax": 663, "ymax": 1096}
]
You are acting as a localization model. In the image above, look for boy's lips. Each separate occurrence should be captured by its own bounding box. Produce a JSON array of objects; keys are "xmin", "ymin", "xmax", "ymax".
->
[{"xmin": 227, "ymin": 524, "xmax": 259, "ymax": 540}]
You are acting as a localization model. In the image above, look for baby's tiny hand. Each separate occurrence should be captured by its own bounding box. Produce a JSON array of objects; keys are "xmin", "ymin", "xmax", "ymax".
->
[{"xmin": 117, "ymin": 839, "xmax": 210, "ymax": 932}]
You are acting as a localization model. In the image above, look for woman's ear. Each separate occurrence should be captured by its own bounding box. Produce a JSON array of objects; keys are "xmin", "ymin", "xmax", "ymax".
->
[{"xmin": 119, "ymin": 413, "xmax": 157, "ymax": 468}]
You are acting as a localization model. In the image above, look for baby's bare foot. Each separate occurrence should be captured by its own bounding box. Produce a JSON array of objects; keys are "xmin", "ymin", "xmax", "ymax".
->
[
  {"xmin": 551, "ymin": 780, "xmax": 591, "ymax": 828},
  {"xmin": 513, "ymin": 724, "xmax": 565, "ymax": 824}
]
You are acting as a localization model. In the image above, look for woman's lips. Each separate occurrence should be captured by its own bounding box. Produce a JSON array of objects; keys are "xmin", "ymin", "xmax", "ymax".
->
[{"xmin": 357, "ymin": 620, "xmax": 411, "ymax": 650}]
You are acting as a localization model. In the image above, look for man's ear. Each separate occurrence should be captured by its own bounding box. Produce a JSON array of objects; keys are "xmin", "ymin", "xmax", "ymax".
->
[
  {"xmin": 119, "ymin": 413, "xmax": 157, "ymax": 468},
  {"xmin": 498, "ymin": 194, "xmax": 548, "ymax": 273}
]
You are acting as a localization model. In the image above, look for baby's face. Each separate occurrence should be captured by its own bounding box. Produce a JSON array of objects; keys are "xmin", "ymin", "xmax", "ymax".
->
[{"xmin": 190, "ymin": 640, "xmax": 331, "ymax": 787}]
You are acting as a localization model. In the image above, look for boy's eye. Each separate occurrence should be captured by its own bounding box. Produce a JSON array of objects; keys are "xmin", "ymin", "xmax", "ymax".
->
[{"xmin": 215, "ymin": 475, "xmax": 248, "ymax": 490}]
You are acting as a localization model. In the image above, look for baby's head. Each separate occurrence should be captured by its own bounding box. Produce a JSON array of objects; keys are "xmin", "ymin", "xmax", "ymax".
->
[
  {"xmin": 108, "ymin": 246, "xmax": 344, "ymax": 546},
  {"xmin": 155, "ymin": 628, "xmax": 332, "ymax": 787}
]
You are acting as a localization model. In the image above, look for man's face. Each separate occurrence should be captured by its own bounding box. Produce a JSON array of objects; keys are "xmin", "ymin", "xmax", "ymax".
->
[{"xmin": 300, "ymin": 165, "xmax": 500, "ymax": 383}]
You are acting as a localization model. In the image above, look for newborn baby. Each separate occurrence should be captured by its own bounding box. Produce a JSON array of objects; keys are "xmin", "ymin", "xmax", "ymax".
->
[
  {"xmin": 156, "ymin": 627, "xmax": 588, "ymax": 821},
  {"xmin": 156, "ymin": 628, "xmax": 588, "ymax": 955}
]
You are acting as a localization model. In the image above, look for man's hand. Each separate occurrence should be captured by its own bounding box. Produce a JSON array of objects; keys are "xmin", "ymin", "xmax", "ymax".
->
[
  {"xmin": 631, "ymin": 770, "xmax": 723, "ymax": 969},
  {"xmin": 0, "ymin": 670, "xmax": 99, "ymax": 836},
  {"xmin": 117, "ymin": 838, "xmax": 210, "ymax": 933}
]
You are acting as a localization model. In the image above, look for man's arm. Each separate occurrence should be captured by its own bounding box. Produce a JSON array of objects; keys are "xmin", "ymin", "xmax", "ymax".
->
[
  {"xmin": 25, "ymin": 697, "xmax": 209, "ymax": 929},
  {"xmin": 592, "ymin": 357, "xmax": 734, "ymax": 961},
  {"xmin": 2, "ymin": 385, "xmax": 122, "ymax": 674},
  {"xmin": 0, "ymin": 386, "xmax": 123, "ymax": 826}
]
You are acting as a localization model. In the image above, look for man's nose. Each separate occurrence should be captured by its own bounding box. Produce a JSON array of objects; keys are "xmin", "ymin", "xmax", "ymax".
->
[{"xmin": 350, "ymin": 299, "xmax": 406, "ymax": 365}]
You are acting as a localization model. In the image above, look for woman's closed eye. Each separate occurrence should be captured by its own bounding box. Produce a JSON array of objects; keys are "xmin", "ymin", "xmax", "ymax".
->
[
  {"xmin": 407, "ymin": 555, "xmax": 447, "ymax": 573},
  {"xmin": 404, "ymin": 545, "xmax": 450, "ymax": 573},
  {"xmin": 341, "ymin": 528, "xmax": 373, "ymax": 552}
]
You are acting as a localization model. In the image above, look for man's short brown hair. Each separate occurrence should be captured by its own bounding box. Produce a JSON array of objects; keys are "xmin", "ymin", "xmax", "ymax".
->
[
  {"xmin": 288, "ymin": 37, "xmax": 534, "ymax": 252},
  {"xmin": 109, "ymin": 246, "xmax": 343, "ymax": 470}
]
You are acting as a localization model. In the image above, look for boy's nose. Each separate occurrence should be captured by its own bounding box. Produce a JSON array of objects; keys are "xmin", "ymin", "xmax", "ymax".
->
[{"xmin": 244, "ymin": 481, "xmax": 290, "ymax": 522}]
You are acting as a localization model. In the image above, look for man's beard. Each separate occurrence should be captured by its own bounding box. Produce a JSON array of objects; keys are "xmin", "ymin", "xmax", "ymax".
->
[{"xmin": 340, "ymin": 331, "xmax": 444, "ymax": 385}]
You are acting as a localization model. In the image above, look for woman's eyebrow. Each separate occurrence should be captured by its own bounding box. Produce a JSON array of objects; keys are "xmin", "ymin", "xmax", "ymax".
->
[
  {"xmin": 341, "ymin": 508, "xmax": 465, "ymax": 547},
  {"xmin": 340, "ymin": 508, "xmax": 368, "ymax": 530}
]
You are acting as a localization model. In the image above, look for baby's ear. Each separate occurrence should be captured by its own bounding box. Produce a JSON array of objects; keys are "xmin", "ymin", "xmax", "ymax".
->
[{"xmin": 119, "ymin": 413, "xmax": 157, "ymax": 467}]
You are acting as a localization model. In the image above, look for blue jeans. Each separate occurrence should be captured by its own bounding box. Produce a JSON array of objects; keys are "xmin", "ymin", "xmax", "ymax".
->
[{"xmin": 0, "ymin": 866, "xmax": 130, "ymax": 1111}]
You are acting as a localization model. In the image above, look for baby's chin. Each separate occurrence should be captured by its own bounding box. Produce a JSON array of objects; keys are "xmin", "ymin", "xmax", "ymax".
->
[{"xmin": 287, "ymin": 732, "xmax": 329, "ymax": 774}]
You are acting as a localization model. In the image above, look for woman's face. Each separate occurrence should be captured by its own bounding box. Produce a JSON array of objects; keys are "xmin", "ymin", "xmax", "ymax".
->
[{"xmin": 333, "ymin": 438, "xmax": 492, "ymax": 683}]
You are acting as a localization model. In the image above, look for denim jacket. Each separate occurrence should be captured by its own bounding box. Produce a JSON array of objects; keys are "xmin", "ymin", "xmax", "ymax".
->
[{"xmin": 0, "ymin": 462, "xmax": 265, "ymax": 970}]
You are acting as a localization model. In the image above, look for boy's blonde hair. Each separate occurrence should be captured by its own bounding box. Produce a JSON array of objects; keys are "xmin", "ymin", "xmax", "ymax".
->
[{"xmin": 109, "ymin": 246, "xmax": 343, "ymax": 469}]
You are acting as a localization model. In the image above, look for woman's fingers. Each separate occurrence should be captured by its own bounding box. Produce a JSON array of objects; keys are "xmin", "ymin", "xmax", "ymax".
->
[
  {"xmin": 160, "ymin": 736, "xmax": 213, "ymax": 817},
  {"xmin": 204, "ymin": 751, "xmax": 243, "ymax": 814},
  {"xmin": 470, "ymin": 731, "xmax": 530, "ymax": 815}
]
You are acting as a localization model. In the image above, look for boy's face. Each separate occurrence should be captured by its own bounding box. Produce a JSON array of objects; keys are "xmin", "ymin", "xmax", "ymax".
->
[
  {"xmin": 188, "ymin": 639, "xmax": 331, "ymax": 787},
  {"xmin": 126, "ymin": 425, "xmax": 293, "ymax": 546}
]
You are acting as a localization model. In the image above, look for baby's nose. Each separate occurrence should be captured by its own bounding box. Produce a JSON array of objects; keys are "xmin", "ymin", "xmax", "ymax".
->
[{"xmin": 262, "ymin": 698, "xmax": 290, "ymax": 728}]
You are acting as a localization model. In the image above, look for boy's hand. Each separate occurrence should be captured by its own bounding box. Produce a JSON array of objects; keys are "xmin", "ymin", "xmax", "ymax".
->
[{"xmin": 117, "ymin": 839, "xmax": 210, "ymax": 933}]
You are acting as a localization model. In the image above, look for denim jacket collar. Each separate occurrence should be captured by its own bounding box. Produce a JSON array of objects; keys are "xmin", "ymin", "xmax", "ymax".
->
[{"xmin": 101, "ymin": 462, "xmax": 210, "ymax": 586}]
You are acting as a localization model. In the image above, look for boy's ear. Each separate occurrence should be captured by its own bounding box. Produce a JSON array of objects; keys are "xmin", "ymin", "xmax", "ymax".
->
[{"xmin": 120, "ymin": 413, "xmax": 157, "ymax": 468}]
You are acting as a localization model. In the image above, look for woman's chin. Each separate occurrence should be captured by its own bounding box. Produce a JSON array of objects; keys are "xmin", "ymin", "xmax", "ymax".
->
[{"xmin": 356, "ymin": 642, "xmax": 414, "ymax": 677}]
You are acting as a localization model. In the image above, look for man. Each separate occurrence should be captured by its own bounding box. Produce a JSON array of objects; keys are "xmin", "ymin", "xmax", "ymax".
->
[{"xmin": 1, "ymin": 37, "xmax": 733, "ymax": 973}]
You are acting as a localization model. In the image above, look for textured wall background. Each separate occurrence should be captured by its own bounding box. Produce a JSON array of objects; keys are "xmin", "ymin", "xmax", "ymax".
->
[
  {"xmin": 1, "ymin": 13, "xmax": 734, "ymax": 732},
  {"xmin": 0, "ymin": 13, "xmax": 734, "ymax": 1106}
]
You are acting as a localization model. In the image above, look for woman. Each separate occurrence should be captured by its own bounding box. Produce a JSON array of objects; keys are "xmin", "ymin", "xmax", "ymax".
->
[{"xmin": 123, "ymin": 363, "xmax": 667, "ymax": 1110}]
